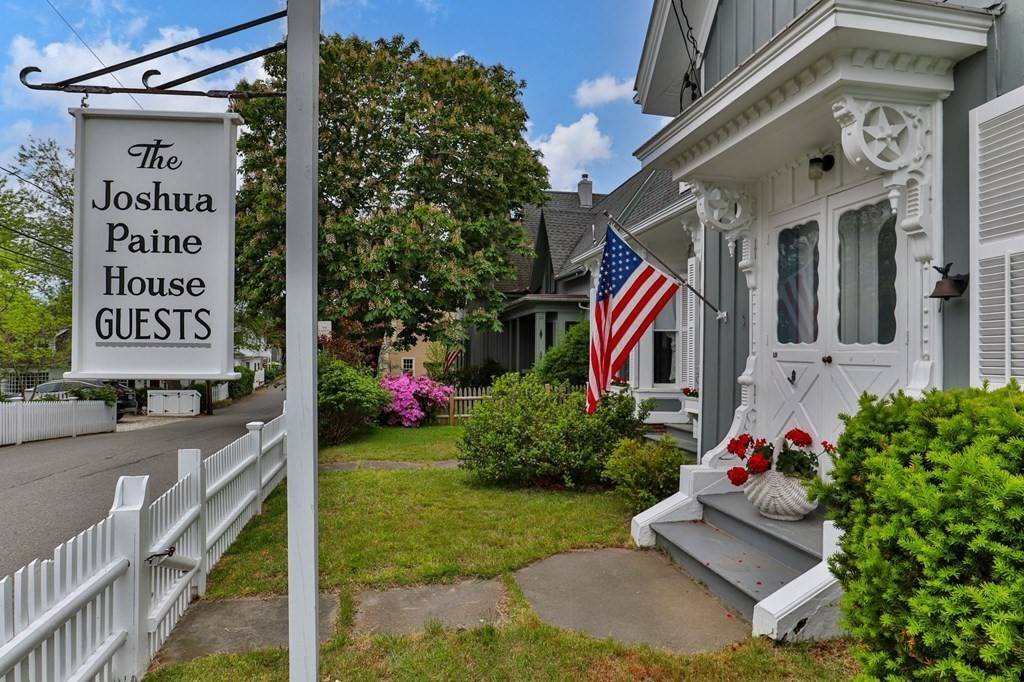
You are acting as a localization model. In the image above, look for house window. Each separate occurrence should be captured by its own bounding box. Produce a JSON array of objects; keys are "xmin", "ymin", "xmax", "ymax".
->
[
  {"xmin": 777, "ymin": 220, "xmax": 820, "ymax": 344},
  {"xmin": 837, "ymin": 200, "xmax": 897, "ymax": 344},
  {"xmin": 653, "ymin": 295, "xmax": 677, "ymax": 384},
  {"xmin": 402, "ymin": 357, "xmax": 415, "ymax": 374}
]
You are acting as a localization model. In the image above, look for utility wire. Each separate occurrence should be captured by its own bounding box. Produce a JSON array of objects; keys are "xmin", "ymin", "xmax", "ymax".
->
[
  {"xmin": 42, "ymin": 0, "xmax": 144, "ymax": 110},
  {"xmin": 0, "ymin": 223, "xmax": 71, "ymax": 255},
  {"xmin": 0, "ymin": 244, "xmax": 71, "ymax": 276},
  {"xmin": 0, "ymin": 164, "xmax": 66, "ymax": 204}
]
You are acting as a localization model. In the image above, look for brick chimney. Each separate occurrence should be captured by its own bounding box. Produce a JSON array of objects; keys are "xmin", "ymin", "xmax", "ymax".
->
[{"xmin": 578, "ymin": 173, "xmax": 593, "ymax": 208}]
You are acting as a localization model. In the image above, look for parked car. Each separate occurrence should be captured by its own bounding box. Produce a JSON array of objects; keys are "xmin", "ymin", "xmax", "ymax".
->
[{"xmin": 27, "ymin": 379, "xmax": 139, "ymax": 420}]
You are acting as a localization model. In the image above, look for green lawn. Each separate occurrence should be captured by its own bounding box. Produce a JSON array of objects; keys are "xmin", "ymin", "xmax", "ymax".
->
[
  {"xmin": 319, "ymin": 425, "xmax": 462, "ymax": 463},
  {"xmin": 205, "ymin": 469, "xmax": 632, "ymax": 598},
  {"xmin": 151, "ymin": 427, "xmax": 858, "ymax": 680}
]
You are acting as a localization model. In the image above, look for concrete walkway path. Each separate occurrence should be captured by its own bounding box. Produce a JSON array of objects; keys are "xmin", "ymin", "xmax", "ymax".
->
[
  {"xmin": 320, "ymin": 459, "xmax": 459, "ymax": 471},
  {"xmin": 155, "ymin": 548, "xmax": 750, "ymax": 666},
  {"xmin": 515, "ymin": 548, "xmax": 750, "ymax": 654},
  {"xmin": 154, "ymin": 593, "xmax": 340, "ymax": 668}
]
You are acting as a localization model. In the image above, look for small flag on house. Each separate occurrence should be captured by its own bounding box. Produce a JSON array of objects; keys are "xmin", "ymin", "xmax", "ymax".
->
[
  {"xmin": 442, "ymin": 347, "xmax": 462, "ymax": 373},
  {"xmin": 587, "ymin": 226, "xmax": 680, "ymax": 414}
]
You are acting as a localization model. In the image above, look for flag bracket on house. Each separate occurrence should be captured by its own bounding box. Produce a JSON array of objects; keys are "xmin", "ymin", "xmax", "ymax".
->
[{"xmin": 603, "ymin": 211, "xmax": 727, "ymax": 324}]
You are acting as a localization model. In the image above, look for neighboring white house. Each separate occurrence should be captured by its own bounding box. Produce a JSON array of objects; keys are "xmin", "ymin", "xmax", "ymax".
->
[{"xmin": 579, "ymin": 0, "xmax": 1020, "ymax": 641}]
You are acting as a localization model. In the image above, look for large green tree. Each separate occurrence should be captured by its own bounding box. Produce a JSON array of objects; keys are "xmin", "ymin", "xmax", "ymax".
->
[{"xmin": 233, "ymin": 35, "xmax": 548, "ymax": 356}]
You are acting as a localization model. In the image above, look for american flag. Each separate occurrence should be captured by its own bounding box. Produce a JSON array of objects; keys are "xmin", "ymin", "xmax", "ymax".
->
[
  {"xmin": 442, "ymin": 348, "xmax": 462, "ymax": 373},
  {"xmin": 587, "ymin": 227, "xmax": 680, "ymax": 414}
]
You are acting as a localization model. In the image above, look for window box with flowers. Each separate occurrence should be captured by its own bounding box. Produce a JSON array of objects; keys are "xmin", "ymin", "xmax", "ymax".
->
[{"xmin": 724, "ymin": 429, "xmax": 834, "ymax": 521}]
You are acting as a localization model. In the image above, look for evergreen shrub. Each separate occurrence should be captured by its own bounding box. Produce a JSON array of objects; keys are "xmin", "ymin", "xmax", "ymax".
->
[
  {"xmin": 229, "ymin": 366, "xmax": 255, "ymax": 399},
  {"xmin": 317, "ymin": 355, "xmax": 390, "ymax": 445},
  {"xmin": 535, "ymin": 320, "xmax": 588, "ymax": 386},
  {"xmin": 603, "ymin": 437, "xmax": 687, "ymax": 513},
  {"xmin": 457, "ymin": 372, "xmax": 649, "ymax": 487},
  {"xmin": 812, "ymin": 384, "xmax": 1024, "ymax": 680}
]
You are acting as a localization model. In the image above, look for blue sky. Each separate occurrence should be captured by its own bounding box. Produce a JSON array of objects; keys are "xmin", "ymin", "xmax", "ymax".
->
[{"xmin": 0, "ymin": 0, "xmax": 667, "ymax": 194}]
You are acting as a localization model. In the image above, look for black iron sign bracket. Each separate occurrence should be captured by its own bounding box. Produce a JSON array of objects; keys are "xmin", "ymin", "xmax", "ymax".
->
[{"xmin": 20, "ymin": 10, "xmax": 287, "ymax": 100}]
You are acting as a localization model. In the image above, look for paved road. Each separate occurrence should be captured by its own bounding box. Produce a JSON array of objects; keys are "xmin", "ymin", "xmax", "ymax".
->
[{"xmin": 0, "ymin": 387, "xmax": 286, "ymax": 577}]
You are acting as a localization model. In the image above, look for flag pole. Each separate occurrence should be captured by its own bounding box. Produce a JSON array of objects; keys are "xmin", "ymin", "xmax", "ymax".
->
[{"xmin": 602, "ymin": 211, "xmax": 727, "ymax": 323}]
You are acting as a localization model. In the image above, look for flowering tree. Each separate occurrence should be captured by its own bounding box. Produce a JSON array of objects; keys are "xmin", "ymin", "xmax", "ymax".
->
[{"xmin": 380, "ymin": 374, "xmax": 454, "ymax": 427}]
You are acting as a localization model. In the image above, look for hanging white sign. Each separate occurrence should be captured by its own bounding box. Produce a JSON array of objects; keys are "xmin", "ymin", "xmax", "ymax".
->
[{"xmin": 66, "ymin": 108, "xmax": 242, "ymax": 380}]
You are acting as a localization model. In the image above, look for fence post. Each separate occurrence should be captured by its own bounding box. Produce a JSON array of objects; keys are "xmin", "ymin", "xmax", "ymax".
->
[
  {"xmin": 108, "ymin": 474, "xmax": 152, "ymax": 680},
  {"xmin": 247, "ymin": 421, "xmax": 265, "ymax": 513},
  {"xmin": 448, "ymin": 393, "xmax": 456, "ymax": 425},
  {"xmin": 10, "ymin": 397, "xmax": 23, "ymax": 445},
  {"xmin": 177, "ymin": 448, "xmax": 207, "ymax": 597},
  {"xmin": 69, "ymin": 396, "xmax": 79, "ymax": 437}
]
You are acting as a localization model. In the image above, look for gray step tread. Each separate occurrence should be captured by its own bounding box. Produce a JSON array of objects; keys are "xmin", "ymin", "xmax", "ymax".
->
[
  {"xmin": 698, "ymin": 492, "xmax": 823, "ymax": 559},
  {"xmin": 651, "ymin": 520, "xmax": 799, "ymax": 603},
  {"xmin": 645, "ymin": 426, "xmax": 697, "ymax": 455}
]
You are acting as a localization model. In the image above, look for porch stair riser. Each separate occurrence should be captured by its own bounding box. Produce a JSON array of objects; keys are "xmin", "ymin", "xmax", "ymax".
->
[
  {"xmin": 651, "ymin": 492, "xmax": 824, "ymax": 621},
  {"xmin": 645, "ymin": 422, "xmax": 698, "ymax": 455},
  {"xmin": 700, "ymin": 495, "xmax": 821, "ymax": 574},
  {"xmin": 652, "ymin": 521, "xmax": 799, "ymax": 619}
]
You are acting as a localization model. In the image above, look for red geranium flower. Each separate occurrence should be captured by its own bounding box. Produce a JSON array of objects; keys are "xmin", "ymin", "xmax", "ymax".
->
[
  {"xmin": 727, "ymin": 466, "xmax": 749, "ymax": 486},
  {"xmin": 727, "ymin": 433, "xmax": 753, "ymax": 458},
  {"xmin": 747, "ymin": 452, "xmax": 771, "ymax": 474},
  {"xmin": 753, "ymin": 438, "xmax": 768, "ymax": 450},
  {"xmin": 785, "ymin": 428, "xmax": 813, "ymax": 448},
  {"xmin": 821, "ymin": 440, "xmax": 836, "ymax": 454}
]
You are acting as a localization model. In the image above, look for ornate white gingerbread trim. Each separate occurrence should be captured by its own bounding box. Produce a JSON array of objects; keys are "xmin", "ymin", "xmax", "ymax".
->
[{"xmin": 690, "ymin": 181, "xmax": 757, "ymax": 257}]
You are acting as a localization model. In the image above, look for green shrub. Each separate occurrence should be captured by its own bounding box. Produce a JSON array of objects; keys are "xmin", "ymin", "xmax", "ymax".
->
[
  {"xmin": 812, "ymin": 384, "xmax": 1024, "ymax": 680},
  {"xmin": 68, "ymin": 385, "xmax": 118, "ymax": 406},
  {"xmin": 535, "ymin": 320, "xmax": 588, "ymax": 386},
  {"xmin": 265, "ymin": 361, "xmax": 283, "ymax": 383},
  {"xmin": 229, "ymin": 366, "xmax": 255, "ymax": 399},
  {"xmin": 457, "ymin": 372, "xmax": 649, "ymax": 487},
  {"xmin": 317, "ymin": 355, "xmax": 390, "ymax": 445},
  {"xmin": 603, "ymin": 437, "xmax": 687, "ymax": 513}
]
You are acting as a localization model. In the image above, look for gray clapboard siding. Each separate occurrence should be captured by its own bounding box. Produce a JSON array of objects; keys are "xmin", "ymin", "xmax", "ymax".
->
[
  {"xmin": 703, "ymin": 0, "xmax": 815, "ymax": 90},
  {"xmin": 700, "ymin": 232, "xmax": 749, "ymax": 454}
]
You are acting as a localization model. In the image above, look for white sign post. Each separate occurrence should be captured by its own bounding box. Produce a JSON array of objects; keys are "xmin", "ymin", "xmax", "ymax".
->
[
  {"xmin": 286, "ymin": 0, "xmax": 321, "ymax": 679},
  {"xmin": 67, "ymin": 109, "xmax": 242, "ymax": 380}
]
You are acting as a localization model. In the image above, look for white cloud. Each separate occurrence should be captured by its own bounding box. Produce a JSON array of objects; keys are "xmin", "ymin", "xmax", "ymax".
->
[
  {"xmin": 529, "ymin": 113, "xmax": 613, "ymax": 191},
  {"xmin": 574, "ymin": 75, "xmax": 634, "ymax": 108},
  {"xmin": 415, "ymin": 0, "xmax": 442, "ymax": 15}
]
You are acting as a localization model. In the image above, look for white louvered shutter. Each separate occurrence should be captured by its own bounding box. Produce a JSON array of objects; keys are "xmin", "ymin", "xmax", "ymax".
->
[
  {"xmin": 970, "ymin": 85, "xmax": 1024, "ymax": 386},
  {"xmin": 683, "ymin": 256, "xmax": 700, "ymax": 390}
]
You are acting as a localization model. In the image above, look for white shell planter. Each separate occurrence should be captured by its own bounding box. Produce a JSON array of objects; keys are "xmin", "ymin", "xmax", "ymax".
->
[{"xmin": 744, "ymin": 470, "xmax": 818, "ymax": 521}]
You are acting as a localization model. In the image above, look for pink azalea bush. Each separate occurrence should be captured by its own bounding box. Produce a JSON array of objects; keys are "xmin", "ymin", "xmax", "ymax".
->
[{"xmin": 379, "ymin": 374, "xmax": 454, "ymax": 427}]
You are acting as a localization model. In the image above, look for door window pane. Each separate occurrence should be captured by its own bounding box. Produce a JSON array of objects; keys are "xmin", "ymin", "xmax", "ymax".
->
[
  {"xmin": 837, "ymin": 200, "xmax": 897, "ymax": 344},
  {"xmin": 777, "ymin": 221, "xmax": 820, "ymax": 343},
  {"xmin": 653, "ymin": 296, "xmax": 677, "ymax": 383}
]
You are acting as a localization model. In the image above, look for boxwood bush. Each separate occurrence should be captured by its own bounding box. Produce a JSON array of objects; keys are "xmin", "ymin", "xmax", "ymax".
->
[
  {"xmin": 603, "ymin": 437, "xmax": 688, "ymax": 513},
  {"xmin": 812, "ymin": 384, "xmax": 1024, "ymax": 680},
  {"xmin": 317, "ymin": 355, "xmax": 390, "ymax": 445},
  {"xmin": 457, "ymin": 372, "xmax": 649, "ymax": 487}
]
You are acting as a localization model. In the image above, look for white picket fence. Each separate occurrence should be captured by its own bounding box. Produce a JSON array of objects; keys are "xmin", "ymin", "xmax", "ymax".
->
[
  {"xmin": 211, "ymin": 382, "xmax": 229, "ymax": 403},
  {"xmin": 0, "ymin": 399, "xmax": 116, "ymax": 447},
  {"xmin": 0, "ymin": 408, "xmax": 287, "ymax": 681},
  {"xmin": 253, "ymin": 369, "xmax": 266, "ymax": 390}
]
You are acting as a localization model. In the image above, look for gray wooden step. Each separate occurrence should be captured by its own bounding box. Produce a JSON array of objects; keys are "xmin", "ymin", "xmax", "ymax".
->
[
  {"xmin": 651, "ymin": 520, "xmax": 800, "ymax": 619},
  {"xmin": 645, "ymin": 422, "xmax": 698, "ymax": 455},
  {"xmin": 698, "ymin": 492, "xmax": 823, "ymax": 573}
]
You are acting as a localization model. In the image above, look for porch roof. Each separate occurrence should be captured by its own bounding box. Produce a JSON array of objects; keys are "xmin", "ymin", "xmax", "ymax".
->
[{"xmin": 634, "ymin": 0, "xmax": 993, "ymax": 181}]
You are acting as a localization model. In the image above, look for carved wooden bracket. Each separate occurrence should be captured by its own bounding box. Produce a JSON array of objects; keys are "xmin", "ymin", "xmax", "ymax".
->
[
  {"xmin": 832, "ymin": 95, "xmax": 935, "ymax": 263},
  {"xmin": 691, "ymin": 181, "xmax": 757, "ymax": 256}
]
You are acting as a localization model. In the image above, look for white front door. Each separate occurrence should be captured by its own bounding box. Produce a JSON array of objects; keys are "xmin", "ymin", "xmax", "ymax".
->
[{"xmin": 763, "ymin": 180, "xmax": 907, "ymax": 446}]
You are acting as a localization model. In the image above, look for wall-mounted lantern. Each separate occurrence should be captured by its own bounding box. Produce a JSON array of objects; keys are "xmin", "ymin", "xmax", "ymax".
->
[
  {"xmin": 808, "ymin": 154, "xmax": 835, "ymax": 181},
  {"xmin": 929, "ymin": 262, "xmax": 969, "ymax": 301}
]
